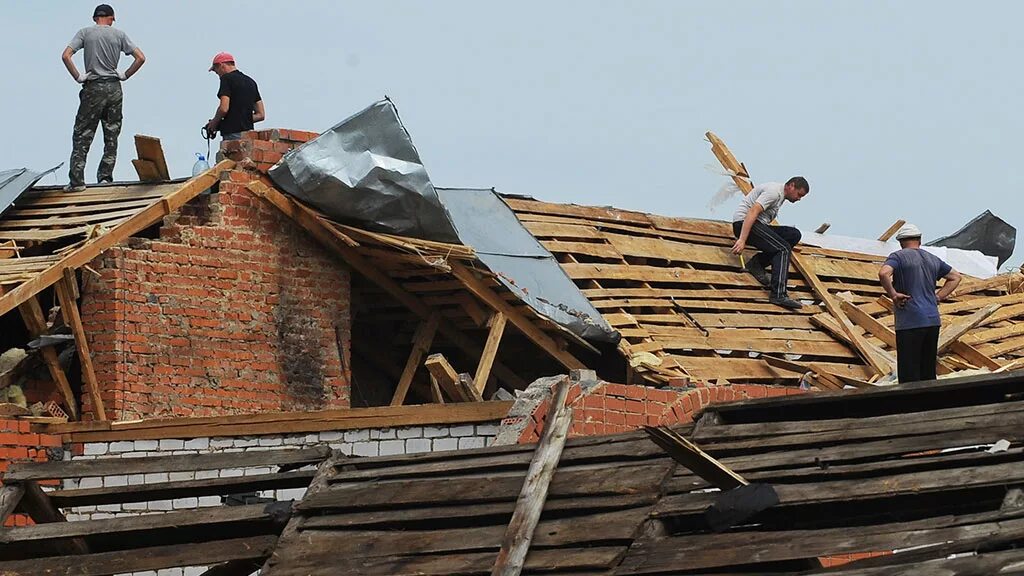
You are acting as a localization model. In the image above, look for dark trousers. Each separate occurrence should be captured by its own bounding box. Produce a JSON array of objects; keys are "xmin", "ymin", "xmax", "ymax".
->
[
  {"xmin": 732, "ymin": 221, "xmax": 802, "ymax": 298},
  {"xmin": 895, "ymin": 326, "xmax": 939, "ymax": 383},
  {"xmin": 69, "ymin": 79, "xmax": 123, "ymax": 186}
]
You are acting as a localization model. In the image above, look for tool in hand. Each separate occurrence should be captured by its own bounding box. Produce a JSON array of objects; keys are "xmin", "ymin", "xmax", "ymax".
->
[{"xmin": 201, "ymin": 125, "xmax": 216, "ymax": 166}]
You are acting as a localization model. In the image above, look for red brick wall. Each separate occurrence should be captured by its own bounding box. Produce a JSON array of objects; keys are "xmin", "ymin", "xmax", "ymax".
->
[
  {"xmin": 80, "ymin": 129, "xmax": 353, "ymax": 420},
  {"xmin": 0, "ymin": 419, "xmax": 61, "ymax": 526},
  {"xmin": 515, "ymin": 381, "xmax": 805, "ymax": 444}
]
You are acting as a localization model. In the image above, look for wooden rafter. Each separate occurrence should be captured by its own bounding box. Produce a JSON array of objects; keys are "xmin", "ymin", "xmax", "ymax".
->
[
  {"xmin": 17, "ymin": 295, "xmax": 78, "ymax": 420},
  {"xmin": 878, "ymin": 219, "xmax": 907, "ymax": 242},
  {"xmin": 491, "ymin": 376, "xmax": 573, "ymax": 576},
  {"xmin": 450, "ymin": 263, "xmax": 586, "ymax": 372},
  {"xmin": 246, "ymin": 181, "xmax": 528, "ymax": 391},
  {"xmin": 475, "ymin": 311, "xmax": 507, "ymax": 395},
  {"xmin": 55, "ymin": 274, "xmax": 106, "ymax": 421},
  {"xmin": 391, "ymin": 313, "xmax": 440, "ymax": 406}
]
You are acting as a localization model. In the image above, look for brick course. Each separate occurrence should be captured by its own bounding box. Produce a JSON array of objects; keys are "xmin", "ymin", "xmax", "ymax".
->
[
  {"xmin": 502, "ymin": 378, "xmax": 807, "ymax": 444},
  {"xmin": 80, "ymin": 129, "xmax": 352, "ymax": 420},
  {"xmin": 0, "ymin": 419, "xmax": 62, "ymax": 527}
]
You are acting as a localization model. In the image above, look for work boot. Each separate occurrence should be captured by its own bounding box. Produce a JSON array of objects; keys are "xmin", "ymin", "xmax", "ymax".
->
[
  {"xmin": 744, "ymin": 258, "xmax": 771, "ymax": 287},
  {"xmin": 63, "ymin": 184, "xmax": 86, "ymax": 193},
  {"xmin": 769, "ymin": 296, "xmax": 804, "ymax": 310}
]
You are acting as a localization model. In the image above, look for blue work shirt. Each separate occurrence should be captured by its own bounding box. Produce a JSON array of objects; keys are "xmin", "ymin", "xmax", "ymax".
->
[{"xmin": 884, "ymin": 248, "xmax": 952, "ymax": 331}]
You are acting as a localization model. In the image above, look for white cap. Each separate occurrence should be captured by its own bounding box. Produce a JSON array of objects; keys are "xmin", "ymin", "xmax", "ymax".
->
[{"xmin": 895, "ymin": 223, "xmax": 922, "ymax": 240}]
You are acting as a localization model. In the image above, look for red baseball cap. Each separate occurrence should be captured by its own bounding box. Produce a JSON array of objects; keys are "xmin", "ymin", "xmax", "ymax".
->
[{"xmin": 209, "ymin": 52, "xmax": 235, "ymax": 71}]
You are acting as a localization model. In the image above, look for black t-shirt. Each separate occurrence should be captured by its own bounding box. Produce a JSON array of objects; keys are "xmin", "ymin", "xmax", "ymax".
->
[{"xmin": 217, "ymin": 70, "xmax": 261, "ymax": 135}]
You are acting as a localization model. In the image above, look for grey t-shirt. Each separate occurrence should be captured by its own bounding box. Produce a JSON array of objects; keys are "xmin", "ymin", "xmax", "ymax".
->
[
  {"xmin": 732, "ymin": 182, "xmax": 785, "ymax": 224},
  {"xmin": 68, "ymin": 25, "xmax": 137, "ymax": 79}
]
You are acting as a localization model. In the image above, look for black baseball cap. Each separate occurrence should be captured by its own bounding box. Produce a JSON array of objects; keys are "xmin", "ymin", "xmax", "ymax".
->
[{"xmin": 93, "ymin": 4, "xmax": 114, "ymax": 17}]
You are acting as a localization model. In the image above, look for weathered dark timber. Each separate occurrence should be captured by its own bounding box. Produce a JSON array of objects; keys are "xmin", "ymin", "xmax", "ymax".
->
[
  {"xmin": 47, "ymin": 469, "xmax": 317, "ymax": 508},
  {"xmin": 0, "ymin": 535, "xmax": 277, "ymax": 576},
  {"xmin": 0, "ymin": 503, "xmax": 270, "ymax": 544},
  {"xmin": 4, "ymin": 446, "xmax": 330, "ymax": 482}
]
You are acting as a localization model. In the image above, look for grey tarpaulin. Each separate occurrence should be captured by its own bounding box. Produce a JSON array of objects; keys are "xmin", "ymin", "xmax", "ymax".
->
[
  {"xmin": 927, "ymin": 210, "xmax": 1016, "ymax": 268},
  {"xmin": 437, "ymin": 188, "xmax": 619, "ymax": 344},
  {"xmin": 0, "ymin": 165, "xmax": 61, "ymax": 218},
  {"xmin": 268, "ymin": 99, "xmax": 459, "ymax": 243}
]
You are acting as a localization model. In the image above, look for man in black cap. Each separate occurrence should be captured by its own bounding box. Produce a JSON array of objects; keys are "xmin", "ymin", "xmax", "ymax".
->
[{"xmin": 61, "ymin": 4, "xmax": 146, "ymax": 192}]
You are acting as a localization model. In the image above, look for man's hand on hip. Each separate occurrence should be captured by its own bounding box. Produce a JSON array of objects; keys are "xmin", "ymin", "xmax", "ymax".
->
[
  {"xmin": 117, "ymin": 71, "xmax": 127, "ymax": 81},
  {"xmin": 76, "ymin": 72, "xmax": 89, "ymax": 83}
]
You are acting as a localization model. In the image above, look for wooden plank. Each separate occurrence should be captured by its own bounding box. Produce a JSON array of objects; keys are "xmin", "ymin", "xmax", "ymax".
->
[
  {"xmin": 837, "ymin": 299, "xmax": 896, "ymax": 348},
  {"xmin": 491, "ymin": 377, "xmax": 573, "ymax": 576},
  {"xmin": 11, "ymin": 197, "xmax": 155, "ymax": 218},
  {"xmin": 0, "ymin": 206, "xmax": 147, "ymax": 229},
  {"xmin": 134, "ymin": 134, "xmax": 171, "ymax": 180},
  {"xmin": 56, "ymin": 275, "xmax": 106, "ymax": 421},
  {"xmin": 0, "ymin": 484, "xmax": 24, "ymax": 525},
  {"xmin": 0, "ymin": 161, "xmax": 232, "ymax": 319},
  {"xmin": 669, "ymin": 356, "xmax": 875, "ymax": 382},
  {"xmin": 48, "ymin": 469, "xmax": 316, "ymax": 508},
  {"xmin": 937, "ymin": 303, "xmax": 1002, "ymax": 353},
  {"xmin": 17, "ymin": 294, "xmax": 78, "ymax": 420},
  {"xmin": 246, "ymin": 181, "xmax": 526, "ymax": 391},
  {"xmin": 475, "ymin": 311, "xmax": 507, "ymax": 395},
  {"xmin": 877, "ymin": 219, "xmax": 906, "ymax": 241},
  {"xmin": 645, "ymin": 426, "xmax": 747, "ymax": 489},
  {"xmin": 629, "ymin": 333, "xmax": 856, "ymax": 359},
  {"xmin": 0, "ymin": 535, "xmax": 278, "ymax": 576},
  {"xmin": 49, "ymin": 402, "xmax": 514, "ymax": 443},
  {"xmin": 132, "ymin": 158, "xmax": 162, "ymax": 181},
  {"xmin": 390, "ymin": 313, "xmax": 440, "ymax": 406},
  {"xmin": 949, "ymin": 341, "xmax": 1003, "ymax": 370},
  {"xmin": 5, "ymin": 446, "xmax": 330, "ymax": 482},
  {"xmin": 16, "ymin": 481, "xmax": 90, "ymax": 555},
  {"xmin": 791, "ymin": 255, "xmax": 891, "ymax": 374},
  {"xmin": 424, "ymin": 353, "xmax": 475, "ymax": 402},
  {"xmin": 0, "ymin": 503, "xmax": 270, "ymax": 543},
  {"xmin": 451, "ymin": 263, "xmax": 585, "ymax": 371},
  {"xmin": 814, "ymin": 223, "xmax": 830, "ymax": 233}
]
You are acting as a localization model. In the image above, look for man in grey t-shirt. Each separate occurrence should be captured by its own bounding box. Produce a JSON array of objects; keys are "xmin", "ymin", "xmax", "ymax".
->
[
  {"xmin": 61, "ymin": 4, "xmax": 146, "ymax": 192},
  {"xmin": 731, "ymin": 176, "xmax": 810, "ymax": 309}
]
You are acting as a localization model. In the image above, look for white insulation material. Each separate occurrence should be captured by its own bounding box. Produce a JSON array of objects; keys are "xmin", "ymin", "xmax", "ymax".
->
[{"xmin": 801, "ymin": 232, "xmax": 999, "ymax": 279}]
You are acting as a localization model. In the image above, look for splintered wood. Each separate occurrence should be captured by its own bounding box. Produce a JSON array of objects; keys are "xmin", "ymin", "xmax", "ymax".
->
[{"xmin": 505, "ymin": 134, "xmax": 1024, "ymax": 387}]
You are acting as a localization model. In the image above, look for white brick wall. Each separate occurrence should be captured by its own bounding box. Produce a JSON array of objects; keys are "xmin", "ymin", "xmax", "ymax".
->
[
  {"xmin": 63, "ymin": 422, "xmax": 499, "ymax": 521},
  {"xmin": 71, "ymin": 421, "xmax": 499, "ymax": 576}
]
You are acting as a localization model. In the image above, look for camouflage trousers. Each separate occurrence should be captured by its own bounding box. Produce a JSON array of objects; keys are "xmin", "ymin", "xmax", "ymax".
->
[{"xmin": 68, "ymin": 79, "xmax": 123, "ymax": 187}]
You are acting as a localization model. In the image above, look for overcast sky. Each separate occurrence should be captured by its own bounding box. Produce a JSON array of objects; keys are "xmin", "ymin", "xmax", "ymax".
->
[{"xmin": 2, "ymin": 1, "xmax": 1021, "ymax": 267}]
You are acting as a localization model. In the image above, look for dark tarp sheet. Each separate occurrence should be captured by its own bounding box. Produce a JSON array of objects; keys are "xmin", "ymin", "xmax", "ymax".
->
[
  {"xmin": 268, "ymin": 99, "xmax": 618, "ymax": 344},
  {"xmin": 437, "ymin": 188, "xmax": 618, "ymax": 344},
  {"xmin": 928, "ymin": 210, "xmax": 1016, "ymax": 268},
  {"xmin": 268, "ymin": 99, "xmax": 458, "ymax": 243}
]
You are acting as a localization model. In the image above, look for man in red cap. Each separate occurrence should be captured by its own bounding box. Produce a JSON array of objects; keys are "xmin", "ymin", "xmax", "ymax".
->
[
  {"xmin": 61, "ymin": 4, "xmax": 146, "ymax": 191},
  {"xmin": 205, "ymin": 52, "xmax": 265, "ymax": 141}
]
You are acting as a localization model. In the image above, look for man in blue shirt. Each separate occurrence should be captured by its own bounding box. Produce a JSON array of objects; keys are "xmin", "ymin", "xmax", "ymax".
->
[{"xmin": 878, "ymin": 224, "xmax": 961, "ymax": 383}]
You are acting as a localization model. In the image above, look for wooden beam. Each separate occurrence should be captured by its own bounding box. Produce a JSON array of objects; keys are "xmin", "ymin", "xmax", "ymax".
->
[
  {"xmin": 0, "ymin": 161, "xmax": 233, "ymax": 319},
  {"xmin": 17, "ymin": 481, "xmax": 90, "ymax": 555},
  {"xmin": 814, "ymin": 223, "xmax": 831, "ymax": 234},
  {"xmin": 0, "ymin": 484, "xmax": 25, "ymax": 525},
  {"xmin": 838, "ymin": 297, "xmax": 896, "ymax": 348},
  {"xmin": 55, "ymin": 276, "xmax": 106, "ymax": 421},
  {"xmin": 949, "ymin": 341, "xmax": 1003, "ymax": 371},
  {"xmin": 705, "ymin": 132, "xmax": 753, "ymax": 194},
  {"xmin": 475, "ymin": 311, "xmax": 507, "ymax": 395},
  {"xmin": 425, "ymin": 354, "xmax": 480, "ymax": 402},
  {"xmin": 938, "ymin": 304, "xmax": 1002, "ymax": 354},
  {"xmin": 17, "ymin": 295, "xmax": 78, "ymax": 420},
  {"xmin": 878, "ymin": 219, "xmax": 906, "ymax": 241},
  {"xmin": 792, "ymin": 256, "xmax": 892, "ymax": 375},
  {"xmin": 491, "ymin": 376, "xmax": 573, "ymax": 576},
  {"xmin": 0, "ymin": 536, "xmax": 277, "ymax": 576},
  {"xmin": 391, "ymin": 313, "xmax": 440, "ymax": 406},
  {"xmin": 451, "ymin": 263, "xmax": 585, "ymax": 372},
  {"xmin": 245, "ymin": 181, "xmax": 527, "ymax": 391},
  {"xmin": 645, "ymin": 426, "xmax": 748, "ymax": 489}
]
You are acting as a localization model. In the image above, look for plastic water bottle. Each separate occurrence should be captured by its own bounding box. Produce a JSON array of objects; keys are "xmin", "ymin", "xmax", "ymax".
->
[{"xmin": 192, "ymin": 153, "xmax": 210, "ymax": 176}]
